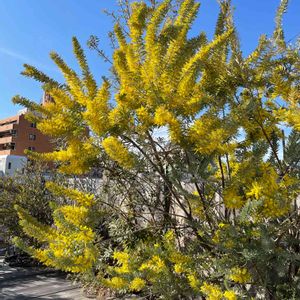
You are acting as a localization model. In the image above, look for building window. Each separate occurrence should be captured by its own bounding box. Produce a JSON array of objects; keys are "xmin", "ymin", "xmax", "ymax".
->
[
  {"xmin": 10, "ymin": 143, "xmax": 16, "ymax": 150},
  {"xmin": 29, "ymin": 134, "xmax": 36, "ymax": 140},
  {"xmin": 30, "ymin": 123, "xmax": 37, "ymax": 128},
  {"xmin": 28, "ymin": 146, "xmax": 36, "ymax": 151},
  {"xmin": 11, "ymin": 129, "xmax": 17, "ymax": 137},
  {"xmin": 8, "ymin": 162, "xmax": 12, "ymax": 169}
]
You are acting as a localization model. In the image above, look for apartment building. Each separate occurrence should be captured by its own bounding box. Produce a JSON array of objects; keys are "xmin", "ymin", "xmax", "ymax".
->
[{"xmin": 0, "ymin": 94, "xmax": 54, "ymax": 176}]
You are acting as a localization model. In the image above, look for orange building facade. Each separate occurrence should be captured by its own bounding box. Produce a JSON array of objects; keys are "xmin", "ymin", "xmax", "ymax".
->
[
  {"xmin": 0, "ymin": 93, "xmax": 54, "ymax": 157},
  {"xmin": 0, "ymin": 113, "xmax": 53, "ymax": 157},
  {"xmin": 0, "ymin": 94, "xmax": 54, "ymax": 176}
]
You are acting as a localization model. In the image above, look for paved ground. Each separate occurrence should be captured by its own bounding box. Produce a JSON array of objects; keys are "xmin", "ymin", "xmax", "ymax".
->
[{"xmin": 0, "ymin": 258, "xmax": 92, "ymax": 300}]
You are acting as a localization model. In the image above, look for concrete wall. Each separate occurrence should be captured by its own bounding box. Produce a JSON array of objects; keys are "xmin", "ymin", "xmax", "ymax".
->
[{"xmin": 0, "ymin": 155, "xmax": 27, "ymax": 176}]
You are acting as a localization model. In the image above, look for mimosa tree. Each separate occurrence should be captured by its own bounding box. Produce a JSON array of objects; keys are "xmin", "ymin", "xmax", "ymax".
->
[{"xmin": 12, "ymin": 0, "xmax": 300, "ymax": 299}]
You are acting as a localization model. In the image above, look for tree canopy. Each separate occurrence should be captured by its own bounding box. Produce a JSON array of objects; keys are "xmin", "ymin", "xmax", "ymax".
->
[{"xmin": 11, "ymin": 0, "xmax": 300, "ymax": 299}]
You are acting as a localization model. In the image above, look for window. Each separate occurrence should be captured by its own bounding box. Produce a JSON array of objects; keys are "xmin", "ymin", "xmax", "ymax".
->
[
  {"xmin": 8, "ymin": 162, "xmax": 12, "ymax": 169},
  {"xmin": 11, "ymin": 130, "xmax": 17, "ymax": 137},
  {"xmin": 10, "ymin": 143, "xmax": 16, "ymax": 150},
  {"xmin": 29, "ymin": 134, "xmax": 36, "ymax": 140},
  {"xmin": 30, "ymin": 123, "xmax": 37, "ymax": 128},
  {"xmin": 28, "ymin": 146, "xmax": 35, "ymax": 151}
]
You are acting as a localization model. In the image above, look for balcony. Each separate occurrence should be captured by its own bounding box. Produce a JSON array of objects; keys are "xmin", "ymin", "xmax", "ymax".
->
[
  {"xmin": 0, "ymin": 149, "xmax": 12, "ymax": 155},
  {"xmin": 0, "ymin": 123, "xmax": 15, "ymax": 132},
  {"xmin": 0, "ymin": 136, "xmax": 14, "ymax": 144}
]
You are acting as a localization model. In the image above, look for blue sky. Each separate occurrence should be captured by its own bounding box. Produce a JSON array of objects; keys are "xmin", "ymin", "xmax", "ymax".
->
[{"xmin": 0, "ymin": 0, "xmax": 299, "ymax": 120}]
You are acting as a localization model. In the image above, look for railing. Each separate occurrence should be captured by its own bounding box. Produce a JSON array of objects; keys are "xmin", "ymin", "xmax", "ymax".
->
[
  {"xmin": 0, "ymin": 123, "xmax": 16, "ymax": 132},
  {"xmin": 0, "ymin": 136, "xmax": 14, "ymax": 144}
]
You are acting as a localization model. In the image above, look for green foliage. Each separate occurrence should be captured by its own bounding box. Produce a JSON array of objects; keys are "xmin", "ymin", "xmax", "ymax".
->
[{"xmin": 0, "ymin": 163, "xmax": 55, "ymax": 244}]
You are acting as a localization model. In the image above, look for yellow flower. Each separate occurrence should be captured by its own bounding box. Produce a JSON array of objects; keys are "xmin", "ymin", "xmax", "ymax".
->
[
  {"xmin": 218, "ymin": 223, "xmax": 226, "ymax": 228},
  {"xmin": 169, "ymin": 252, "xmax": 190, "ymax": 264},
  {"xmin": 105, "ymin": 277, "xmax": 127, "ymax": 290},
  {"xmin": 187, "ymin": 274, "xmax": 200, "ymax": 290},
  {"xmin": 113, "ymin": 251, "xmax": 130, "ymax": 264},
  {"xmin": 115, "ymin": 263, "xmax": 130, "ymax": 274},
  {"xmin": 189, "ymin": 115, "xmax": 236, "ymax": 155},
  {"xmin": 102, "ymin": 136, "xmax": 134, "ymax": 169},
  {"xmin": 174, "ymin": 263, "xmax": 184, "ymax": 274},
  {"xmin": 246, "ymin": 181, "xmax": 263, "ymax": 199},
  {"xmin": 113, "ymin": 251, "xmax": 131, "ymax": 274},
  {"xmin": 46, "ymin": 182, "xmax": 95, "ymax": 207},
  {"xmin": 153, "ymin": 106, "xmax": 182, "ymax": 142},
  {"xmin": 224, "ymin": 290, "xmax": 237, "ymax": 300},
  {"xmin": 130, "ymin": 277, "xmax": 146, "ymax": 291},
  {"xmin": 59, "ymin": 206, "xmax": 88, "ymax": 227},
  {"xmin": 262, "ymin": 198, "xmax": 290, "ymax": 218},
  {"xmin": 136, "ymin": 106, "xmax": 153, "ymax": 127},
  {"xmin": 229, "ymin": 267, "xmax": 251, "ymax": 283},
  {"xmin": 139, "ymin": 255, "xmax": 166, "ymax": 273},
  {"xmin": 164, "ymin": 230, "xmax": 175, "ymax": 242},
  {"xmin": 200, "ymin": 282, "xmax": 223, "ymax": 300}
]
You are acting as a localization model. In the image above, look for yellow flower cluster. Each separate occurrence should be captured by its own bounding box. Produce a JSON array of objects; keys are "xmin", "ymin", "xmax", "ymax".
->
[
  {"xmin": 108, "ymin": 104, "xmax": 133, "ymax": 128},
  {"xmin": 223, "ymin": 290, "xmax": 237, "ymax": 300},
  {"xmin": 174, "ymin": 263, "xmax": 185, "ymax": 274},
  {"xmin": 83, "ymin": 82, "xmax": 110, "ymax": 137},
  {"xmin": 189, "ymin": 115, "xmax": 236, "ymax": 155},
  {"xmin": 136, "ymin": 106, "xmax": 153, "ymax": 129},
  {"xmin": 187, "ymin": 274, "xmax": 201, "ymax": 290},
  {"xmin": 200, "ymin": 282, "xmax": 223, "ymax": 300},
  {"xmin": 164, "ymin": 230, "xmax": 175, "ymax": 243},
  {"xmin": 244, "ymin": 163, "xmax": 293, "ymax": 217},
  {"xmin": 229, "ymin": 267, "xmax": 251, "ymax": 283},
  {"xmin": 59, "ymin": 206, "xmax": 89, "ymax": 227},
  {"xmin": 139, "ymin": 255, "xmax": 166, "ymax": 273},
  {"xmin": 65, "ymin": 189, "xmax": 94, "ymax": 207},
  {"xmin": 246, "ymin": 181, "xmax": 263, "ymax": 200},
  {"xmin": 37, "ymin": 112, "xmax": 79, "ymax": 137},
  {"xmin": 102, "ymin": 136, "xmax": 134, "ymax": 169},
  {"xmin": 262, "ymin": 198, "xmax": 290, "ymax": 218},
  {"xmin": 113, "ymin": 251, "xmax": 130, "ymax": 263},
  {"xmin": 33, "ymin": 228, "xmax": 97, "ymax": 273},
  {"xmin": 223, "ymin": 187, "xmax": 244, "ymax": 209},
  {"xmin": 245, "ymin": 164, "xmax": 277, "ymax": 200},
  {"xmin": 274, "ymin": 89, "xmax": 300, "ymax": 131},
  {"xmin": 154, "ymin": 106, "xmax": 182, "ymax": 142},
  {"xmin": 129, "ymin": 277, "xmax": 146, "ymax": 291},
  {"xmin": 222, "ymin": 160, "xmax": 294, "ymax": 218},
  {"xmin": 41, "ymin": 139, "xmax": 99, "ymax": 174},
  {"xmin": 105, "ymin": 276, "xmax": 127, "ymax": 290},
  {"xmin": 14, "ymin": 196, "xmax": 97, "ymax": 274},
  {"xmin": 113, "ymin": 251, "xmax": 130, "ymax": 274},
  {"xmin": 200, "ymin": 282, "xmax": 237, "ymax": 300},
  {"xmin": 212, "ymin": 223, "xmax": 229, "ymax": 244}
]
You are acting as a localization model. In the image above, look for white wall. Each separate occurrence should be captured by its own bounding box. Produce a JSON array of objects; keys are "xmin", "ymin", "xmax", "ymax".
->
[
  {"xmin": 0, "ymin": 155, "xmax": 27, "ymax": 176},
  {"xmin": 0, "ymin": 156, "xmax": 5, "ymax": 177}
]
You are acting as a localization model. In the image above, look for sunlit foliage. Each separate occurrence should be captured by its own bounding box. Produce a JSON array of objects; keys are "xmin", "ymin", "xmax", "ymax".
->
[{"xmin": 12, "ymin": 0, "xmax": 300, "ymax": 298}]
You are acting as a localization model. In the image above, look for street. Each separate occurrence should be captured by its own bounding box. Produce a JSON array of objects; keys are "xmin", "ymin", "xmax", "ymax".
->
[{"xmin": 0, "ymin": 258, "xmax": 91, "ymax": 300}]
